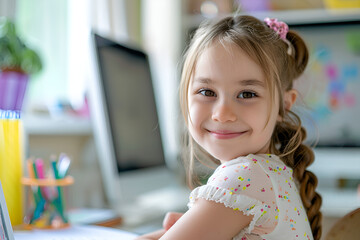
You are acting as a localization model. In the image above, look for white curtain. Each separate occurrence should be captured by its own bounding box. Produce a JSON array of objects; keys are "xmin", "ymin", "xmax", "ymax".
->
[
  {"xmin": 90, "ymin": 0, "xmax": 128, "ymax": 41},
  {"xmin": 0, "ymin": 0, "xmax": 16, "ymax": 19},
  {"xmin": 67, "ymin": 0, "xmax": 130, "ymax": 108}
]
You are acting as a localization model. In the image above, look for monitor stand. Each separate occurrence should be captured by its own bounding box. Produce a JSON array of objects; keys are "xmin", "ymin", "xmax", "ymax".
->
[{"xmin": 117, "ymin": 185, "xmax": 190, "ymax": 227}]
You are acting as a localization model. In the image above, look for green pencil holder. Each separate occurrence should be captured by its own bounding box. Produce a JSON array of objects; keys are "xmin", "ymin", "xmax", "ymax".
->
[{"xmin": 21, "ymin": 176, "xmax": 74, "ymax": 229}]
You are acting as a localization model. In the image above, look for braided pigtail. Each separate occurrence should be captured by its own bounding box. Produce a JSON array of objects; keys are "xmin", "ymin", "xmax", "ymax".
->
[
  {"xmin": 267, "ymin": 28, "xmax": 323, "ymax": 239},
  {"xmin": 271, "ymin": 111, "xmax": 322, "ymax": 240}
]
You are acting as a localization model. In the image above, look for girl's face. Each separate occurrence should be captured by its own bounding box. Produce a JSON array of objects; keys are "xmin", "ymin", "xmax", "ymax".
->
[{"xmin": 188, "ymin": 42, "xmax": 281, "ymax": 162}]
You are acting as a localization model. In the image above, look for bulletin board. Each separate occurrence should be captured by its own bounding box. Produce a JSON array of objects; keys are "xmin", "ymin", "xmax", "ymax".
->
[{"xmin": 293, "ymin": 22, "xmax": 360, "ymax": 146}]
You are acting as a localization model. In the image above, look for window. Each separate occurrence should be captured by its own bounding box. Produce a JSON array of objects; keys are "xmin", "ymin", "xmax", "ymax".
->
[{"xmin": 16, "ymin": 0, "xmax": 70, "ymax": 110}]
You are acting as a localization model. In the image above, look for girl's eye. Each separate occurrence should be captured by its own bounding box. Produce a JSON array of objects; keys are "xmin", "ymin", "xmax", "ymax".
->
[
  {"xmin": 238, "ymin": 91, "xmax": 257, "ymax": 99},
  {"xmin": 199, "ymin": 89, "xmax": 216, "ymax": 97}
]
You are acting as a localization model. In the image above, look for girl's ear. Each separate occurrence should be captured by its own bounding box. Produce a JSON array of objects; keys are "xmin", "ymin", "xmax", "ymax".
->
[
  {"xmin": 277, "ymin": 89, "xmax": 298, "ymax": 122},
  {"xmin": 284, "ymin": 89, "xmax": 298, "ymax": 111}
]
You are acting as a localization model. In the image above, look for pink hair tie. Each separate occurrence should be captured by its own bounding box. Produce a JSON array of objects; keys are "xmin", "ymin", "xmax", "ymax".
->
[
  {"xmin": 264, "ymin": 17, "xmax": 289, "ymax": 40},
  {"xmin": 264, "ymin": 17, "xmax": 292, "ymax": 55}
]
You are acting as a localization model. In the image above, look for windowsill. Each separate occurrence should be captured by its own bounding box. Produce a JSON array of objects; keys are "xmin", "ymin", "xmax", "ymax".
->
[{"xmin": 22, "ymin": 113, "xmax": 92, "ymax": 136}]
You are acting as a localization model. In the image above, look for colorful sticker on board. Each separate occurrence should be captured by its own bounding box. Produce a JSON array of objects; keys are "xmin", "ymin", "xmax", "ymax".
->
[{"xmin": 346, "ymin": 30, "xmax": 360, "ymax": 54}]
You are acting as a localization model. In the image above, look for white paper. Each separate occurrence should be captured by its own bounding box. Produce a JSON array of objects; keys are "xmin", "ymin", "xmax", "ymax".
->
[{"xmin": 14, "ymin": 225, "xmax": 138, "ymax": 240}]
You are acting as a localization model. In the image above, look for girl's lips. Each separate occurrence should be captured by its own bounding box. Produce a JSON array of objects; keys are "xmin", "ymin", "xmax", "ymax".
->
[{"xmin": 208, "ymin": 130, "xmax": 247, "ymax": 139}]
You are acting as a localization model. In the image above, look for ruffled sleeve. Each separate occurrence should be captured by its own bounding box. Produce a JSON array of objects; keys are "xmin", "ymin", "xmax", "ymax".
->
[
  {"xmin": 188, "ymin": 184, "xmax": 267, "ymax": 236},
  {"xmin": 187, "ymin": 156, "xmax": 277, "ymax": 237}
]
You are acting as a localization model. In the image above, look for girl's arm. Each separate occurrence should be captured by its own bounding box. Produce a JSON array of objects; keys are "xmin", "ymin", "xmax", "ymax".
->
[
  {"xmin": 135, "ymin": 212, "xmax": 184, "ymax": 240},
  {"xmin": 160, "ymin": 198, "xmax": 253, "ymax": 240},
  {"xmin": 163, "ymin": 212, "xmax": 184, "ymax": 230},
  {"xmin": 135, "ymin": 229, "xmax": 166, "ymax": 240}
]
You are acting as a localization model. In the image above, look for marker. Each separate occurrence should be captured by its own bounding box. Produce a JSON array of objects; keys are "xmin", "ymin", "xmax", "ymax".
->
[
  {"xmin": 35, "ymin": 158, "xmax": 51, "ymax": 200},
  {"xmin": 51, "ymin": 160, "xmax": 68, "ymax": 223},
  {"xmin": 30, "ymin": 160, "xmax": 45, "ymax": 223}
]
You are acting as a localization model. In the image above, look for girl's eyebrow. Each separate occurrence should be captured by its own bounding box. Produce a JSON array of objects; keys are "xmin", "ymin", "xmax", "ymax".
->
[
  {"xmin": 193, "ymin": 77, "xmax": 212, "ymax": 84},
  {"xmin": 193, "ymin": 77, "xmax": 265, "ymax": 87},
  {"xmin": 239, "ymin": 79, "xmax": 265, "ymax": 87}
]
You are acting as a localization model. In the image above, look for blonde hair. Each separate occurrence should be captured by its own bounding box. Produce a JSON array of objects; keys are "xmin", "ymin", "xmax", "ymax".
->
[{"xmin": 179, "ymin": 15, "xmax": 322, "ymax": 240}]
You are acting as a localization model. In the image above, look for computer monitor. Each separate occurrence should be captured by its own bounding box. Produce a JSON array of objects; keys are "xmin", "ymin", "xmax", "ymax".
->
[
  {"xmin": 291, "ymin": 20, "xmax": 360, "ymax": 147},
  {"xmin": 88, "ymin": 33, "xmax": 188, "ymax": 219}
]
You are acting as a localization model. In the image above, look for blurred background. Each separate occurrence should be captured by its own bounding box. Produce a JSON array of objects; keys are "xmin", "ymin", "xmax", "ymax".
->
[{"xmin": 1, "ymin": 0, "xmax": 360, "ymax": 238}]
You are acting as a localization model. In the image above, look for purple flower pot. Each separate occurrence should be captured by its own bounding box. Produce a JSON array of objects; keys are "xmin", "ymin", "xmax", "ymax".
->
[{"xmin": 0, "ymin": 71, "xmax": 29, "ymax": 111}]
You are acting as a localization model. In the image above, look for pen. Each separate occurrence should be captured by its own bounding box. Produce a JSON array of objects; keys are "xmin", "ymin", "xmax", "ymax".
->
[
  {"xmin": 30, "ymin": 160, "xmax": 46, "ymax": 223},
  {"xmin": 25, "ymin": 158, "xmax": 39, "ymax": 224},
  {"xmin": 26, "ymin": 159, "xmax": 39, "ymax": 204},
  {"xmin": 51, "ymin": 159, "xmax": 68, "ymax": 223},
  {"xmin": 57, "ymin": 153, "xmax": 71, "ymax": 178},
  {"xmin": 35, "ymin": 158, "xmax": 51, "ymax": 200},
  {"xmin": 32, "ymin": 161, "xmax": 44, "ymax": 204}
]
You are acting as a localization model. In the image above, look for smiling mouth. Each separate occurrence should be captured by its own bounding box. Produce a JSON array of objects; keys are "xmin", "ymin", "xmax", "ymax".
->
[{"xmin": 208, "ymin": 130, "xmax": 247, "ymax": 139}]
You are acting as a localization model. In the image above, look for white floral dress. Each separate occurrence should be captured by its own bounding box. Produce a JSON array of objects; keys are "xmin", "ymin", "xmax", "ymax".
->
[{"xmin": 188, "ymin": 154, "xmax": 313, "ymax": 240}]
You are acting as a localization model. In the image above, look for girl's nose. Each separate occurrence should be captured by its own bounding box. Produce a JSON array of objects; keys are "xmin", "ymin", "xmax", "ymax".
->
[{"xmin": 212, "ymin": 101, "xmax": 237, "ymax": 122}]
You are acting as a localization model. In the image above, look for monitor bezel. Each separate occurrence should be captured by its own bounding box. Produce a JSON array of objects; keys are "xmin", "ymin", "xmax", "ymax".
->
[
  {"xmin": 88, "ymin": 32, "xmax": 177, "ymax": 207},
  {"xmin": 93, "ymin": 33, "xmax": 166, "ymax": 173}
]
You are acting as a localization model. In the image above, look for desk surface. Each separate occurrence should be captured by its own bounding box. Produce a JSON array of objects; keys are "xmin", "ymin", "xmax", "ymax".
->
[{"xmin": 14, "ymin": 225, "xmax": 138, "ymax": 240}]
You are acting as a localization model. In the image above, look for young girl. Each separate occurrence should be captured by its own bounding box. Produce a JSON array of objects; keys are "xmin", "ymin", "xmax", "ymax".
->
[{"xmin": 137, "ymin": 14, "xmax": 322, "ymax": 240}]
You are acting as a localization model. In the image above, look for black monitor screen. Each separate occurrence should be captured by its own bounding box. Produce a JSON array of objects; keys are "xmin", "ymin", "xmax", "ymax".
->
[{"xmin": 94, "ymin": 34, "xmax": 165, "ymax": 172}]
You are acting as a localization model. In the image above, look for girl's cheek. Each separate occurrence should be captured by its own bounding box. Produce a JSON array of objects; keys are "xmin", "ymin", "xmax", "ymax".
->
[
  {"xmin": 189, "ymin": 100, "xmax": 209, "ymax": 126},
  {"xmin": 188, "ymin": 102, "xmax": 200, "ymax": 123}
]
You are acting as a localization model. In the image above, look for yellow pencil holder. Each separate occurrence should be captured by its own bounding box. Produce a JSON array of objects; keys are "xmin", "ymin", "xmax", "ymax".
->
[
  {"xmin": 0, "ymin": 111, "xmax": 24, "ymax": 226},
  {"xmin": 21, "ymin": 176, "xmax": 74, "ymax": 229}
]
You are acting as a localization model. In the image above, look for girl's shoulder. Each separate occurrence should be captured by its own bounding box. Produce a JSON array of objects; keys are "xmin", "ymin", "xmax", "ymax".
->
[
  {"xmin": 213, "ymin": 154, "xmax": 293, "ymax": 181},
  {"xmin": 209, "ymin": 154, "xmax": 277, "ymax": 189},
  {"xmin": 249, "ymin": 154, "xmax": 294, "ymax": 178},
  {"xmin": 216, "ymin": 154, "xmax": 285, "ymax": 171}
]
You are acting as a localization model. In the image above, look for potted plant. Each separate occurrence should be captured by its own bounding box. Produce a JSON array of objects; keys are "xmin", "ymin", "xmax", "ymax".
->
[{"xmin": 0, "ymin": 17, "xmax": 42, "ymax": 111}]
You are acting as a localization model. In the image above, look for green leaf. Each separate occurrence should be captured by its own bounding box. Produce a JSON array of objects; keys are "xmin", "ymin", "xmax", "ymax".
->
[
  {"xmin": 0, "ymin": 17, "xmax": 42, "ymax": 75},
  {"xmin": 0, "ymin": 17, "xmax": 16, "ymax": 38},
  {"xmin": 21, "ymin": 49, "xmax": 42, "ymax": 74}
]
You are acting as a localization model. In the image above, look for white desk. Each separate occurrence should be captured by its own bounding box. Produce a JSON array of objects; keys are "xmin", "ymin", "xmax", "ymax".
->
[{"xmin": 14, "ymin": 225, "xmax": 138, "ymax": 240}]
